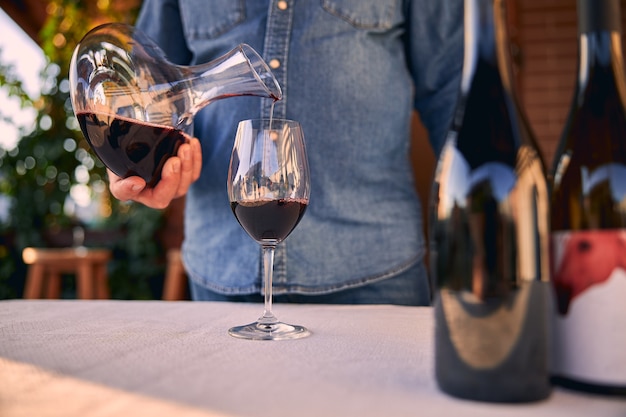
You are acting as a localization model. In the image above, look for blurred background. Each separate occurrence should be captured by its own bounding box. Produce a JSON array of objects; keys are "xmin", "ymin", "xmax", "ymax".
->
[
  {"xmin": 0, "ymin": 0, "xmax": 185, "ymax": 299},
  {"xmin": 0, "ymin": 0, "xmax": 625, "ymax": 300}
]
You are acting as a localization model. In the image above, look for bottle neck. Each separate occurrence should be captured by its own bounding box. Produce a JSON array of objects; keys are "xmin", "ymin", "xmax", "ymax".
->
[
  {"xmin": 577, "ymin": 0, "xmax": 621, "ymax": 35},
  {"xmin": 461, "ymin": 0, "xmax": 514, "ymax": 94},
  {"xmin": 575, "ymin": 0, "xmax": 626, "ymax": 105},
  {"xmin": 577, "ymin": 32, "xmax": 625, "ymax": 85}
]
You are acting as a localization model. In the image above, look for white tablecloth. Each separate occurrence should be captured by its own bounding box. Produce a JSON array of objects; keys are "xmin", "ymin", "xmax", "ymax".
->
[{"xmin": 0, "ymin": 300, "xmax": 624, "ymax": 417}]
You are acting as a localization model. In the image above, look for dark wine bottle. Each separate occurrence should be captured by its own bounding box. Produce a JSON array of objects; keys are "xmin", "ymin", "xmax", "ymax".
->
[
  {"xmin": 549, "ymin": 0, "xmax": 626, "ymax": 396},
  {"xmin": 430, "ymin": 0, "xmax": 552, "ymax": 403}
]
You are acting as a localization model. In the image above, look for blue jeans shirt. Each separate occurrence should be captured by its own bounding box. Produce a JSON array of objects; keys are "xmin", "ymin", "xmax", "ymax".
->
[{"xmin": 136, "ymin": 0, "xmax": 463, "ymax": 300}]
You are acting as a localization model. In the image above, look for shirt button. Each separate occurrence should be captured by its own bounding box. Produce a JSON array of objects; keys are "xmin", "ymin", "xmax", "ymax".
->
[
  {"xmin": 277, "ymin": 1, "xmax": 288, "ymax": 10},
  {"xmin": 269, "ymin": 59, "xmax": 281, "ymax": 69}
]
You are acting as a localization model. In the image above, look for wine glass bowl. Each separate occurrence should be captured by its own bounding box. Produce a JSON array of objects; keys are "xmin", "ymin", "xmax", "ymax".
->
[
  {"xmin": 69, "ymin": 23, "xmax": 282, "ymax": 187},
  {"xmin": 228, "ymin": 119, "xmax": 311, "ymax": 340}
]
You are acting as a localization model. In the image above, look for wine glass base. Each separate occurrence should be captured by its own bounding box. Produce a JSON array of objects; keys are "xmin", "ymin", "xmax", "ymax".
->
[{"xmin": 228, "ymin": 321, "xmax": 311, "ymax": 340}]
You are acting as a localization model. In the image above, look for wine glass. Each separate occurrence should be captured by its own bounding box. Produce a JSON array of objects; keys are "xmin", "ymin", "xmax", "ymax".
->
[{"xmin": 227, "ymin": 119, "xmax": 311, "ymax": 340}]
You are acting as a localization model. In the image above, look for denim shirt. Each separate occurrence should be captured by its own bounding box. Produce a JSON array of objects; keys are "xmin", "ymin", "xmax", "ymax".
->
[{"xmin": 136, "ymin": 0, "xmax": 463, "ymax": 295}]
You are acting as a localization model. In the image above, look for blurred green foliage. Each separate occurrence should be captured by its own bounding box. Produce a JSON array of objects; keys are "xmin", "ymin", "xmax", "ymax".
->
[{"xmin": 0, "ymin": 0, "xmax": 167, "ymax": 300}]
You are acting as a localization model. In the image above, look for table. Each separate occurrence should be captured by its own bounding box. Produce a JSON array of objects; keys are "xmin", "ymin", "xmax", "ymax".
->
[{"xmin": 1, "ymin": 300, "xmax": 624, "ymax": 417}]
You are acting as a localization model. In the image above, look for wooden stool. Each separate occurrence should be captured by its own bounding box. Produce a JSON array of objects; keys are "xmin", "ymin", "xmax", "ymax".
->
[
  {"xmin": 162, "ymin": 248, "xmax": 188, "ymax": 300},
  {"xmin": 22, "ymin": 247, "xmax": 111, "ymax": 299}
]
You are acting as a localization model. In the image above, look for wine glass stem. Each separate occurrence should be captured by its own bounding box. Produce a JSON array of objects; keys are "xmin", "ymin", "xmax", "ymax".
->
[{"xmin": 261, "ymin": 244, "xmax": 278, "ymax": 324}]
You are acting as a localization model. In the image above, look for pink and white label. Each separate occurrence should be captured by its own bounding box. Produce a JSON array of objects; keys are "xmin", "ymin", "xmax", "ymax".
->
[{"xmin": 551, "ymin": 230, "xmax": 626, "ymax": 385}]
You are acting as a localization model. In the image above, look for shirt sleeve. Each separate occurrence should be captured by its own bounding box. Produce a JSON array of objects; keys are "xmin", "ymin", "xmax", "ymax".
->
[
  {"xmin": 136, "ymin": 0, "xmax": 192, "ymax": 65},
  {"xmin": 405, "ymin": 0, "xmax": 464, "ymax": 156}
]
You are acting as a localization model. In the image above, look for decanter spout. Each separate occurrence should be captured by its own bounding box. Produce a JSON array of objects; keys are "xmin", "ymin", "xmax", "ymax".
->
[{"xmin": 180, "ymin": 43, "xmax": 282, "ymax": 117}]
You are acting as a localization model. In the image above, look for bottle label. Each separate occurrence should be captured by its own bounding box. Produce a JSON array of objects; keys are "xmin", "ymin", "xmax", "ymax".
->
[{"xmin": 551, "ymin": 230, "xmax": 626, "ymax": 384}]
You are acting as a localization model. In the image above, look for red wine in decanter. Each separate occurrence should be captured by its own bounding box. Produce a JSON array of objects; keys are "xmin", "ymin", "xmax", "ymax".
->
[{"xmin": 76, "ymin": 112, "xmax": 189, "ymax": 187}]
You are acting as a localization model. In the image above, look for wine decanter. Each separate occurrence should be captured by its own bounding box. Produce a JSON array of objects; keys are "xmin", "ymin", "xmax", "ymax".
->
[{"xmin": 69, "ymin": 23, "xmax": 282, "ymax": 186}]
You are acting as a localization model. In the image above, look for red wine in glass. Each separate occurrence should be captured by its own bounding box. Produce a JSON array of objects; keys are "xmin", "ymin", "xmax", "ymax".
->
[
  {"xmin": 76, "ymin": 112, "xmax": 189, "ymax": 187},
  {"xmin": 231, "ymin": 199, "xmax": 307, "ymax": 244}
]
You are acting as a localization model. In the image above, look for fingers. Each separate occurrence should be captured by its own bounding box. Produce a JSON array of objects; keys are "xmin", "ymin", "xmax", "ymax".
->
[
  {"xmin": 191, "ymin": 138, "xmax": 202, "ymax": 181},
  {"xmin": 108, "ymin": 169, "xmax": 147, "ymax": 202},
  {"xmin": 173, "ymin": 138, "xmax": 202, "ymax": 199},
  {"xmin": 107, "ymin": 138, "xmax": 202, "ymax": 209},
  {"xmin": 134, "ymin": 156, "xmax": 182, "ymax": 209}
]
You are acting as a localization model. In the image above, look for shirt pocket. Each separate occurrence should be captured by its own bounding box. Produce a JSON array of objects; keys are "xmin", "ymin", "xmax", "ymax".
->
[
  {"xmin": 179, "ymin": 0, "xmax": 246, "ymax": 40},
  {"xmin": 321, "ymin": 0, "xmax": 402, "ymax": 30}
]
